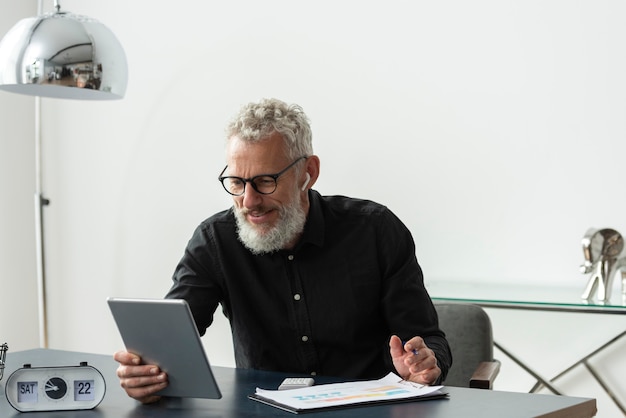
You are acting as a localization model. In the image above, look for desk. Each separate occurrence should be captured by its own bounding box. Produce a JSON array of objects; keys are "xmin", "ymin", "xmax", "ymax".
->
[
  {"xmin": 427, "ymin": 280, "xmax": 626, "ymax": 414},
  {"xmin": 0, "ymin": 349, "xmax": 596, "ymax": 417}
]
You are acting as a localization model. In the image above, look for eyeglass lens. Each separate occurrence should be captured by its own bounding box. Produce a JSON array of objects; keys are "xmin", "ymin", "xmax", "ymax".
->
[{"xmin": 222, "ymin": 176, "xmax": 277, "ymax": 195}]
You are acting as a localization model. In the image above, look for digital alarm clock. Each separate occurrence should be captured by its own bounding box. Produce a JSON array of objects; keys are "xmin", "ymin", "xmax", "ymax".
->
[{"xmin": 4, "ymin": 362, "xmax": 106, "ymax": 412}]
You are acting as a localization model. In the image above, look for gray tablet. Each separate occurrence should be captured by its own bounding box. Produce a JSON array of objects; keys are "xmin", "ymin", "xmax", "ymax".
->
[{"xmin": 107, "ymin": 297, "xmax": 222, "ymax": 399}]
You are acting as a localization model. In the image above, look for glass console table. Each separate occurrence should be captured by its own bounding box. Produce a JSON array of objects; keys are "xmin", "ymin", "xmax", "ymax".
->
[{"xmin": 426, "ymin": 280, "xmax": 626, "ymax": 415}]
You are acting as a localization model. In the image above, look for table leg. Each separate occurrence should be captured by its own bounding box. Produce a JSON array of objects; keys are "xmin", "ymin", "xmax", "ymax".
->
[
  {"xmin": 493, "ymin": 341, "xmax": 563, "ymax": 395},
  {"xmin": 537, "ymin": 330, "xmax": 626, "ymax": 416}
]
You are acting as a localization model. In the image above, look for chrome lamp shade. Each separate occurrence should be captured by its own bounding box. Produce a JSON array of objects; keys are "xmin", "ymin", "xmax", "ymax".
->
[{"xmin": 0, "ymin": 10, "xmax": 127, "ymax": 100}]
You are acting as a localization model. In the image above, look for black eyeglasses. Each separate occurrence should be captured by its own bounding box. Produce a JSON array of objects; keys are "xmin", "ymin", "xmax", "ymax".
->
[{"xmin": 218, "ymin": 156, "xmax": 308, "ymax": 196}]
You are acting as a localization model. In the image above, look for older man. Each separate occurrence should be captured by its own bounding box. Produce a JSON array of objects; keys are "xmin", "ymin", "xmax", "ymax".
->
[{"xmin": 114, "ymin": 98, "xmax": 451, "ymax": 403}]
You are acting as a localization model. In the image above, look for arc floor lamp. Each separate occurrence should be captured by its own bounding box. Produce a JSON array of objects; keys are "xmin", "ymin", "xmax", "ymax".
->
[{"xmin": 0, "ymin": 0, "xmax": 128, "ymax": 347}]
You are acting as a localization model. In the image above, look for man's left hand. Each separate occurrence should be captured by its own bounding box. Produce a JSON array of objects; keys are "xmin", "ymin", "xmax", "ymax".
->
[{"xmin": 389, "ymin": 335, "xmax": 441, "ymax": 385}]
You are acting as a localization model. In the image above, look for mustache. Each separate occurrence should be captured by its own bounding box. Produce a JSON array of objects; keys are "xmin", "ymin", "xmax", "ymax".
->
[{"xmin": 236, "ymin": 204, "xmax": 282, "ymax": 217}]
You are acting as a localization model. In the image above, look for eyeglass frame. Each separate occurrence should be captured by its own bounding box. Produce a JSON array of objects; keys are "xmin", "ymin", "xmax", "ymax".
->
[{"xmin": 218, "ymin": 156, "xmax": 308, "ymax": 196}]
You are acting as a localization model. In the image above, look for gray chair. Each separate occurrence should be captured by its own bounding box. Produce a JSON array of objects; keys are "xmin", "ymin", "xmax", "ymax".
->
[{"xmin": 434, "ymin": 302, "xmax": 500, "ymax": 389}]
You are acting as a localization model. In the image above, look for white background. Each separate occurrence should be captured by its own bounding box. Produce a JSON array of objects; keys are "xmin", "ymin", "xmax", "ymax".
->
[{"xmin": 1, "ymin": 1, "xmax": 625, "ymax": 416}]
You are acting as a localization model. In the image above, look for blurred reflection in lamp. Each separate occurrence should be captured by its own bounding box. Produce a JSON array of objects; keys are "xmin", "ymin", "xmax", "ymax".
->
[{"xmin": 0, "ymin": 1, "xmax": 128, "ymax": 347}]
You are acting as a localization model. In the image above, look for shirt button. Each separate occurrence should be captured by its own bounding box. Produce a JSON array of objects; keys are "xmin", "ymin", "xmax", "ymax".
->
[
  {"xmin": 294, "ymin": 294, "xmax": 301, "ymax": 301},
  {"xmin": 288, "ymin": 255, "xmax": 294, "ymax": 261},
  {"xmin": 302, "ymin": 335, "xmax": 309, "ymax": 342}
]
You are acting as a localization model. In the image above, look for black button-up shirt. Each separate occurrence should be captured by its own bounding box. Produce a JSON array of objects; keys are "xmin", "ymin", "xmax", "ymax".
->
[{"xmin": 166, "ymin": 190, "xmax": 451, "ymax": 381}]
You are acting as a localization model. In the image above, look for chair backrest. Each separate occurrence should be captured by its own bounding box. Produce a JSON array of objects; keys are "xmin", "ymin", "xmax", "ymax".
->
[{"xmin": 434, "ymin": 302, "xmax": 495, "ymax": 387}]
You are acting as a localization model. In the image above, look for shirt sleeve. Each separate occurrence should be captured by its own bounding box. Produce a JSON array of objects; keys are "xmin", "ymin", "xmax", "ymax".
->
[
  {"xmin": 165, "ymin": 222, "xmax": 223, "ymax": 336},
  {"xmin": 377, "ymin": 208, "xmax": 452, "ymax": 383}
]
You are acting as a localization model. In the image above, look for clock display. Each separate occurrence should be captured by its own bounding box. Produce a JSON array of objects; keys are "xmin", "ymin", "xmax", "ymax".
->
[
  {"xmin": 74, "ymin": 380, "xmax": 95, "ymax": 401},
  {"xmin": 45, "ymin": 377, "xmax": 68, "ymax": 400},
  {"xmin": 17, "ymin": 381, "xmax": 38, "ymax": 403}
]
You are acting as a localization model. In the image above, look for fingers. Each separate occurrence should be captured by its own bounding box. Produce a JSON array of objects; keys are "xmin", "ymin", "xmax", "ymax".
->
[
  {"xmin": 389, "ymin": 336, "xmax": 442, "ymax": 385},
  {"xmin": 388, "ymin": 335, "xmax": 404, "ymax": 357},
  {"xmin": 120, "ymin": 372, "xmax": 168, "ymax": 403},
  {"xmin": 405, "ymin": 347, "xmax": 441, "ymax": 385},
  {"xmin": 404, "ymin": 346, "xmax": 436, "ymax": 373},
  {"xmin": 389, "ymin": 335, "xmax": 425, "ymax": 364},
  {"xmin": 402, "ymin": 337, "xmax": 424, "ymax": 357},
  {"xmin": 114, "ymin": 350, "xmax": 141, "ymax": 365},
  {"xmin": 117, "ymin": 364, "xmax": 168, "ymax": 402},
  {"xmin": 113, "ymin": 351, "xmax": 168, "ymax": 403}
]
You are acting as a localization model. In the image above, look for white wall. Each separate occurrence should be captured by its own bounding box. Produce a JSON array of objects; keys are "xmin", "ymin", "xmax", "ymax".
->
[
  {"xmin": 0, "ymin": 0, "xmax": 38, "ymax": 353},
  {"xmin": 2, "ymin": 1, "xmax": 626, "ymax": 416}
]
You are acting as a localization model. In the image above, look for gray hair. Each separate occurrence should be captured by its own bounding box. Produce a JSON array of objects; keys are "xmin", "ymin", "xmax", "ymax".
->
[{"xmin": 226, "ymin": 98, "xmax": 313, "ymax": 160}]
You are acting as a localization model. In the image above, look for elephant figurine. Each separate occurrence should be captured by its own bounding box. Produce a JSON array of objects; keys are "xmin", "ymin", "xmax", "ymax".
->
[{"xmin": 580, "ymin": 228, "xmax": 626, "ymax": 303}]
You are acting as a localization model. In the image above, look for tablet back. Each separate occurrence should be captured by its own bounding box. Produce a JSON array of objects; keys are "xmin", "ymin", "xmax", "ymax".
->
[{"xmin": 107, "ymin": 297, "xmax": 222, "ymax": 399}]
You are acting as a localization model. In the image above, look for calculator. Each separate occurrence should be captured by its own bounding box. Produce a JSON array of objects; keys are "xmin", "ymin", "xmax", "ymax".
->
[{"xmin": 278, "ymin": 377, "xmax": 315, "ymax": 390}]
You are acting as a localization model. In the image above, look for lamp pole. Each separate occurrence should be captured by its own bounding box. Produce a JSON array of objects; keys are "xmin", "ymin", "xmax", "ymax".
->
[
  {"xmin": 34, "ymin": 0, "xmax": 49, "ymax": 348},
  {"xmin": 34, "ymin": 94, "xmax": 49, "ymax": 348}
]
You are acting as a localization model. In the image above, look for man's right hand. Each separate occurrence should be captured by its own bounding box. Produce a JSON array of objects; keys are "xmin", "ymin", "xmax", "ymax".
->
[{"xmin": 114, "ymin": 350, "xmax": 168, "ymax": 404}]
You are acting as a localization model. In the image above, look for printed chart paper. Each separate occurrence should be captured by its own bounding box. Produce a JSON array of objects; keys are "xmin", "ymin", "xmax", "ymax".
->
[{"xmin": 249, "ymin": 373, "xmax": 447, "ymax": 413}]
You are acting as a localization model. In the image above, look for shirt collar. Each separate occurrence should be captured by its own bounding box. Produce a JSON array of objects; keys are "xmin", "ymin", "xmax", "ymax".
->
[{"xmin": 296, "ymin": 189, "xmax": 325, "ymax": 249}]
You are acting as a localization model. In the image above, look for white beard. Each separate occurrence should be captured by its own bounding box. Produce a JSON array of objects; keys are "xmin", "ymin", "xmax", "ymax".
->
[{"xmin": 234, "ymin": 195, "xmax": 307, "ymax": 255}]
